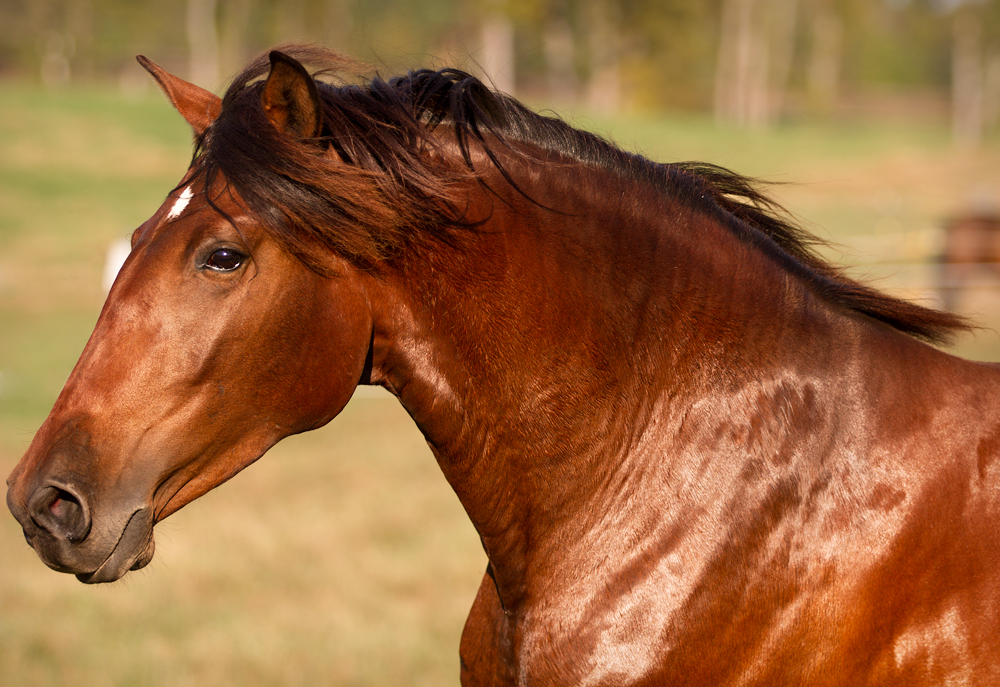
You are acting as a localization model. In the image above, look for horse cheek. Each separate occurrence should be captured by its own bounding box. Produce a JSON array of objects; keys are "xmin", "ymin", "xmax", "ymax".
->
[{"xmin": 276, "ymin": 287, "xmax": 372, "ymax": 432}]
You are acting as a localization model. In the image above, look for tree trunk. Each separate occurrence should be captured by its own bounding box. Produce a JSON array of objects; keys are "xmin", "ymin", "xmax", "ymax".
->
[
  {"xmin": 985, "ymin": 49, "xmax": 1000, "ymax": 131},
  {"xmin": 715, "ymin": 0, "xmax": 798, "ymax": 128},
  {"xmin": 715, "ymin": 0, "xmax": 767, "ymax": 127},
  {"xmin": 69, "ymin": 0, "xmax": 93, "ymax": 82},
  {"xmin": 544, "ymin": 0, "xmax": 577, "ymax": 105},
  {"xmin": 952, "ymin": 5, "xmax": 984, "ymax": 147},
  {"xmin": 768, "ymin": 0, "xmax": 798, "ymax": 122},
  {"xmin": 585, "ymin": 0, "xmax": 621, "ymax": 114},
  {"xmin": 219, "ymin": 0, "xmax": 252, "ymax": 84},
  {"xmin": 187, "ymin": 0, "xmax": 220, "ymax": 89},
  {"xmin": 807, "ymin": 0, "xmax": 842, "ymax": 112},
  {"xmin": 481, "ymin": 8, "xmax": 516, "ymax": 95}
]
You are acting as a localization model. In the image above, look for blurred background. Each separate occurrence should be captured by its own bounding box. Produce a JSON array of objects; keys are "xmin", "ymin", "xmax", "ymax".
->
[{"xmin": 3, "ymin": 0, "xmax": 1000, "ymax": 685}]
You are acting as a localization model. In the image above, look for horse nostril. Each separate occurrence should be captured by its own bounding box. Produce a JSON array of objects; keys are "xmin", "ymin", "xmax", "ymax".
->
[{"xmin": 28, "ymin": 485, "xmax": 91, "ymax": 542}]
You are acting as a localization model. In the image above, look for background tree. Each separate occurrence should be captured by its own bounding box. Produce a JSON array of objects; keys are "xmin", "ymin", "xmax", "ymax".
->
[
  {"xmin": 714, "ymin": 0, "xmax": 798, "ymax": 128},
  {"xmin": 0, "ymin": 0, "xmax": 998, "ymax": 142}
]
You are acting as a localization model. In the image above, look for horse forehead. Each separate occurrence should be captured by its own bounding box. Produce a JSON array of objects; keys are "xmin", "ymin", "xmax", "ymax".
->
[
  {"xmin": 140, "ymin": 181, "xmax": 240, "ymax": 245},
  {"xmin": 165, "ymin": 186, "xmax": 194, "ymax": 221}
]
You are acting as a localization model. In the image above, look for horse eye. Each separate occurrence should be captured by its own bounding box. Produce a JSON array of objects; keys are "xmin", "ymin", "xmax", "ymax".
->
[{"xmin": 204, "ymin": 249, "xmax": 244, "ymax": 271}]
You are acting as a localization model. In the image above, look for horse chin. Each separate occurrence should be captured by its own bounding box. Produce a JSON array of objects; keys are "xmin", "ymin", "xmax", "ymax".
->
[{"xmin": 74, "ymin": 508, "xmax": 155, "ymax": 585}]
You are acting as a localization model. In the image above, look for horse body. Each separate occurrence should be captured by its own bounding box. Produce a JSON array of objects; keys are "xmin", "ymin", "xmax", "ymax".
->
[
  {"xmin": 8, "ymin": 47, "xmax": 1000, "ymax": 684},
  {"xmin": 388, "ymin": 154, "xmax": 1000, "ymax": 684}
]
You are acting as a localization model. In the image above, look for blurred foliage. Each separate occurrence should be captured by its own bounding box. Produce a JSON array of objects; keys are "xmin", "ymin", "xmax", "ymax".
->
[
  {"xmin": 1, "ymin": 0, "xmax": 999, "ymax": 120},
  {"xmin": 840, "ymin": 0, "xmax": 950, "ymax": 88}
]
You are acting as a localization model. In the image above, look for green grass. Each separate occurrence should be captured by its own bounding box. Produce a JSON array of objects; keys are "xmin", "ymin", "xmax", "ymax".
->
[{"xmin": 2, "ymin": 82, "xmax": 1000, "ymax": 686}]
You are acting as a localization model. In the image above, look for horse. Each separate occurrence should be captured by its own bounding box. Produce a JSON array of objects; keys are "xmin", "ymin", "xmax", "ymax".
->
[
  {"xmin": 939, "ymin": 210, "xmax": 1000, "ymax": 311},
  {"xmin": 7, "ymin": 45, "xmax": 1000, "ymax": 686}
]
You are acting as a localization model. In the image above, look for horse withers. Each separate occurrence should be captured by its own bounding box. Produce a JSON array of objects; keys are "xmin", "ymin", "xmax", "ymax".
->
[{"xmin": 8, "ymin": 47, "xmax": 1000, "ymax": 685}]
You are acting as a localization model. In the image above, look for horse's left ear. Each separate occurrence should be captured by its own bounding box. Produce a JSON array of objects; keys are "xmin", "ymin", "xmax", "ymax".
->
[
  {"xmin": 261, "ymin": 51, "xmax": 323, "ymax": 140},
  {"xmin": 136, "ymin": 56, "xmax": 221, "ymax": 136}
]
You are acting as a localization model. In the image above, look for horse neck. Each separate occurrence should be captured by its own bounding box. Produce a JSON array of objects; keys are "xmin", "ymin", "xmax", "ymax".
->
[{"xmin": 365, "ymin": 161, "xmax": 845, "ymax": 607}]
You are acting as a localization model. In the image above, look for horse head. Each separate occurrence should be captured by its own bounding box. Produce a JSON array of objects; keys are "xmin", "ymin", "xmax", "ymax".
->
[{"xmin": 6, "ymin": 52, "xmax": 374, "ymax": 583}]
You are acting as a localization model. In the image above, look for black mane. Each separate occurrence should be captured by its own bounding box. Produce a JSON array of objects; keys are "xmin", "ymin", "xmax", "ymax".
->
[{"xmin": 194, "ymin": 45, "xmax": 969, "ymax": 344}]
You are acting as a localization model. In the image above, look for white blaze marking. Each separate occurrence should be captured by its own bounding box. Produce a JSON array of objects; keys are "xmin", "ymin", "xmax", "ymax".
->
[{"xmin": 166, "ymin": 186, "xmax": 193, "ymax": 221}]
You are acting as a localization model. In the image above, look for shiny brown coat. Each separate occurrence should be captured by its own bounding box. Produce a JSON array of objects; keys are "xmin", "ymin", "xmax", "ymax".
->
[{"xmin": 8, "ymin": 48, "xmax": 999, "ymax": 686}]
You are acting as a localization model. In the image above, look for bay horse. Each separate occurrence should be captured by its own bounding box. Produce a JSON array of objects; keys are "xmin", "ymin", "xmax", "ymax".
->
[
  {"xmin": 7, "ymin": 46, "xmax": 1000, "ymax": 685},
  {"xmin": 939, "ymin": 211, "xmax": 1000, "ymax": 311}
]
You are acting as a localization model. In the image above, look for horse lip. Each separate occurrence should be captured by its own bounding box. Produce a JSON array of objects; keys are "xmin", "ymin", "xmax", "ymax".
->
[{"xmin": 75, "ymin": 507, "xmax": 154, "ymax": 584}]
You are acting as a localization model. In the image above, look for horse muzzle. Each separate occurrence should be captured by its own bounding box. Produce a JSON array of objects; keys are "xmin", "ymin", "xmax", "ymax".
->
[{"xmin": 7, "ymin": 478, "xmax": 155, "ymax": 584}]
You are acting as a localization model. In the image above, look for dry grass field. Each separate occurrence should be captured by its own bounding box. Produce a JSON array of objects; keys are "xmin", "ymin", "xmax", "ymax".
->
[{"xmin": 2, "ymin": 79, "xmax": 1000, "ymax": 686}]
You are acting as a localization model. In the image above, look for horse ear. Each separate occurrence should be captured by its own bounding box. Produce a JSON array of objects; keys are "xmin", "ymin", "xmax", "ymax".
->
[
  {"xmin": 261, "ymin": 51, "xmax": 323, "ymax": 139},
  {"xmin": 136, "ymin": 55, "xmax": 221, "ymax": 136}
]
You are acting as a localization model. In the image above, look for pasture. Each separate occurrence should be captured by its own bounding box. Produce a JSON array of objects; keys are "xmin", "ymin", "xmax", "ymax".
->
[{"xmin": 2, "ymin": 80, "xmax": 1000, "ymax": 686}]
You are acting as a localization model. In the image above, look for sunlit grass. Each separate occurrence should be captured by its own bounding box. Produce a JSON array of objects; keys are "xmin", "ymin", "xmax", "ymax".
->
[{"xmin": 2, "ymin": 81, "xmax": 1000, "ymax": 686}]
